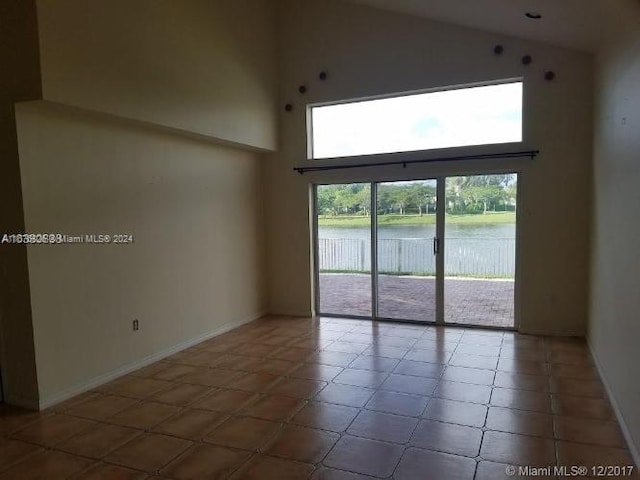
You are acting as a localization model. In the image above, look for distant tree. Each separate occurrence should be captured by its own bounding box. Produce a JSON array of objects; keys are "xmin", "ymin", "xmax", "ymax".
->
[
  {"xmin": 446, "ymin": 175, "xmax": 515, "ymax": 214},
  {"xmin": 405, "ymin": 183, "xmax": 436, "ymax": 215},
  {"xmin": 334, "ymin": 185, "xmax": 358, "ymax": 214},
  {"xmin": 355, "ymin": 184, "xmax": 371, "ymax": 215},
  {"xmin": 318, "ymin": 178, "xmax": 513, "ymax": 217},
  {"xmin": 376, "ymin": 185, "xmax": 393, "ymax": 214},
  {"xmin": 317, "ymin": 185, "xmax": 338, "ymax": 215}
]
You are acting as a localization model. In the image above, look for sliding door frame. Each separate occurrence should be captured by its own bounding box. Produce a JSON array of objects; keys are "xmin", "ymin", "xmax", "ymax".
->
[
  {"xmin": 436, "ymin": 176, "xmax": 446, "ymax": 325},
  {"xmin": 312, "ymin": 183, "xmax": 373, "ymax": 321},
  {"xmin": 373, "ymin": 177, "xmax": 442, "ymax": 325},
  {"xmin": 313, "ymin": 171, "xmax": 521, "ymax": 331},
  {"xmin": 370, "ymin": 183, "xmax": 379, "ymax": 319},
  {"xmin": 439, "ymin": 172, "xmax": 521, "ymax": 331}
]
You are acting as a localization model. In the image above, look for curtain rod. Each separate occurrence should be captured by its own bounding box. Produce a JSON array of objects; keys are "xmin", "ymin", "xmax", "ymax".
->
[{"xmin": 293, "ymin": 150, "xmax": 539, "ymax": 174}]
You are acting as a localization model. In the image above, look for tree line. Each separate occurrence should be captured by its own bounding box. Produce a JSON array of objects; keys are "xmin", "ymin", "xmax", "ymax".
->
[{"xmin": 317, "ymin": 175, "xmax": 516, "ymax": 216}]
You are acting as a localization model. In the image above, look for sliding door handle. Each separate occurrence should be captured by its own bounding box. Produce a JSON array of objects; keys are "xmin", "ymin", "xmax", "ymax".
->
[{"xmin": 433, "ymin": 237, "xmax": 440, "ymax": 255}]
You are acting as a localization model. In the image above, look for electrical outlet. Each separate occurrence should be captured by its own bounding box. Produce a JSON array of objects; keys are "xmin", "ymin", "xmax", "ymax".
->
[{"xmin": 133, "ymin": 319, "xmax": 139, "ymax": 331}]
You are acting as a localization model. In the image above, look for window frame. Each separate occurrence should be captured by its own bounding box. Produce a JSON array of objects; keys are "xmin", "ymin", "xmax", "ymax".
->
[{"xmin": 306, "ymin": 78, "xmax": 525, "ymax": 162}]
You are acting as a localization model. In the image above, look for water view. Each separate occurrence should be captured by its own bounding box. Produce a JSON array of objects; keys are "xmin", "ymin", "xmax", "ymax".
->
[
  {"xmin": 316, "ymin": 176, "xmax": 517, "ymax": 327},
  {"xmin": 319, "ymin": 222, "xmax": 515, "ymax": 277}
]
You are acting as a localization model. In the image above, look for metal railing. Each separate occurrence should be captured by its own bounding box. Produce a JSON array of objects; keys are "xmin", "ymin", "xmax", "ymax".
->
[{"xmin": 318, "ymin": 237, "xmax": 515, "ymax": 277}]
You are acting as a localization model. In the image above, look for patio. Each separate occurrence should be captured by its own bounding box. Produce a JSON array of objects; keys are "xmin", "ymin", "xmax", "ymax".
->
[{"xmin": 319, "ymin": 273, "xmax": 514, "ymax": 328}]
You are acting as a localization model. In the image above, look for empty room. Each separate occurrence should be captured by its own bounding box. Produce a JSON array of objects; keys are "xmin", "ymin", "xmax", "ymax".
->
[{"xmin": 0, "ymin": 0, "xmax": 639, "ymax": 479}]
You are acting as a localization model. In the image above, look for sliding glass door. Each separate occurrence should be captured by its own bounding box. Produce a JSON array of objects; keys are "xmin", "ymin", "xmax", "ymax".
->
[
  {"xmin": 315, "ymin": 174, "xmax": 517, "ymax": 328},
  {"xmin": 316, "ymin": 183, "xmax": 372, "ymax": 318},
  {"xmin": 444, "ymin": 175, "xmax": 517, "ymax": 328},
  {"xmin": 376, "ymin": 180, "xmax": 438, "ymax": 322}
]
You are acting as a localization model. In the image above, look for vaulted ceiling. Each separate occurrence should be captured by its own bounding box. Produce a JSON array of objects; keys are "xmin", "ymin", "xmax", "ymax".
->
[{"xmin": 343, "ymin": 0, "xmax": 610, "ymax": 53}]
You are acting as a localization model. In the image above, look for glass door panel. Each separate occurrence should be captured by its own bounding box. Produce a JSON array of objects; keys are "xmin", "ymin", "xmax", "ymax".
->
[
  {"xmin": 316, "ymin": 183, "xmax": 372, "ymax": 317},
  {"xmin": 376, "ymin": 180, "xmax": 438, "ymax": 322},
  {"xmin": 444, "ymin": 174, "xmax": 517, "ymax": 327}
]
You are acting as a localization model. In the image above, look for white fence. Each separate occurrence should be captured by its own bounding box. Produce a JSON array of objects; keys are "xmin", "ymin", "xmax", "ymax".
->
[{"xmin": 318, "ymin": 237, "xmax": 515, "ymax": 277}]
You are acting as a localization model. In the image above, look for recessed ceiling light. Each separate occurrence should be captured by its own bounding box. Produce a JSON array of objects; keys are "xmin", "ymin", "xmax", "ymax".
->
[{"xmin": 525, "ymin": 12, "xmax": 542, "ymax": 19}]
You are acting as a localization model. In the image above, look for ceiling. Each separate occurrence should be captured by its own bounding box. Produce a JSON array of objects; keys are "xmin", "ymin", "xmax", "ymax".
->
[{"xmin": 342, "ymin": 0, "xmax": 608, "ymax": 53}]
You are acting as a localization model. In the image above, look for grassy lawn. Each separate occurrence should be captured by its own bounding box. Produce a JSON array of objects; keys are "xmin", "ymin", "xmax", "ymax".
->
[{"xmin": 318, "ymin": 212, "xmax": 516, "ymax": 227}]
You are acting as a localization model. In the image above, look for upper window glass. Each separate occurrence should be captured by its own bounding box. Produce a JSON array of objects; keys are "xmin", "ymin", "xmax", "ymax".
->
[{"xmin": 309, "ymin": 81, "xmax": 523, "ymax": 159}]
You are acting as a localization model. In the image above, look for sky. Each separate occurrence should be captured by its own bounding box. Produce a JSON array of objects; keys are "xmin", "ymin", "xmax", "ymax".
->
[{"xmin": 310, "ymin": 82, "xmax": 523, "ymax": 159}]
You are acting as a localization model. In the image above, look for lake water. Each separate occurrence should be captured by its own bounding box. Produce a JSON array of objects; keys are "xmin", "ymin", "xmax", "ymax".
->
[
  {"xmin": 320, "ymin": 224, "xmax": 515, "ymax": 240},
  {"xmin": 318, "ymin": 223, "xmax": 515, "ymax": 277}
]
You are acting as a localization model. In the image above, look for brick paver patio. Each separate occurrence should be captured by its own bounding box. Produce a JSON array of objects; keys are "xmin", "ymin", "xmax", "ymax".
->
[{"xmin": 319, "ymin": 273, "xmax": 514, "ymax": 328}]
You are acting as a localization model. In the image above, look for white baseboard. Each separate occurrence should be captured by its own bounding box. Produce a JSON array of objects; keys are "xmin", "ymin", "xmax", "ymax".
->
[
  {"xmin": 587, "ymin": 340, "xmax": 640, "ymax": 468},
  {"xmin": 37, "ymin": 311, "xmax": 265, "ymax": 410}
]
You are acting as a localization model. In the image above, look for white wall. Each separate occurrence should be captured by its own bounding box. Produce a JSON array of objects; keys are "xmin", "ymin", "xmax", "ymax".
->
[
  {"xmin": 4, "ymin": 0, "xmax": 277, "ymax": 408},
  {"xmin": 589, "ymin": 0, "xmax": 640, "ymax": 464},
  {"xmin": 36, "ymin": 0, "xmax": 278, "ymax": 151},
  {"xmin": 16, "ymin": 102, "xmax": 267, "ymax": 406},
  {"xmin": 266, "ymin": 0, "xmax": 593, "ymax": 335}
]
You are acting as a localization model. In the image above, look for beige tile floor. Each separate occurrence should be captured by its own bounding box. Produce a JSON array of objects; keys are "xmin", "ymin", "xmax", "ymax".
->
[{"xmin": 0, "ymin": 316, "xmax": 637, "ymax": 479}]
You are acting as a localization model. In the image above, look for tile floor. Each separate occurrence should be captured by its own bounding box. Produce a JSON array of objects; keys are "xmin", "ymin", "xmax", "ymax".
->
[{"xmin": 0, "ymin": 316, "xmax": 637, "ymax": 479}]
